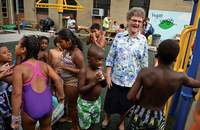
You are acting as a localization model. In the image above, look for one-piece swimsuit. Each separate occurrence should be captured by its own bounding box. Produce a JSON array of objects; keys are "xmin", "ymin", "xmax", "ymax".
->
[{"xmin": 21, "ymin": 61, "xmax": 52, "ymax": 120}]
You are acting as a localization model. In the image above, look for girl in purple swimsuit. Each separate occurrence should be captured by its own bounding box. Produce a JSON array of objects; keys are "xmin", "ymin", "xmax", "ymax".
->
[
  {"xmin": 57, "ymin": 29, "xmax": 85, "ymax": 130},
  {"xmin": 11, "ymin": 35, "xmax": 64, "ymax": 130}
]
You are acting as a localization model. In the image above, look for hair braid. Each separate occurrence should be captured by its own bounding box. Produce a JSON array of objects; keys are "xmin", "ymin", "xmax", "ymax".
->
[{"xmin": 21, "ymin": 35, "xmax": 40, "ymax": 62}]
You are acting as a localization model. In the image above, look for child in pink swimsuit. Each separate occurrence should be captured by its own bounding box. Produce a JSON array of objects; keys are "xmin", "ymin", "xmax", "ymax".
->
[{"xmin": 11, "ymin": 35, "xmax": 64, "ymax": 130}]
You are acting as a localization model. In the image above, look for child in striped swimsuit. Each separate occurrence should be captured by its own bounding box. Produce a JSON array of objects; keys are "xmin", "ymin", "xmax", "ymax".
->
[
  {"xmin": 11, "ymin": 35, "xmax": 64, "ymax": 130},
  {"xmin": 57, "ymin": 29, "xmax": 85, "ymax": 130}
]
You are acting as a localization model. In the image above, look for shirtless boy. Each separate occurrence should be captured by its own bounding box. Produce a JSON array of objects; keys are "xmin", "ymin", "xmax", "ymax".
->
[
  {"xmin": 78, "ymin": 45, "xmax": 106, "ymax": 130},
  {"xmin": 48, "ymin": 37, "xmax": 63, "ymax": 92},
  {"xmin": 48, "ymin": 37, "xmax": 63, "ymax": 71},
  {"xmin": 38, "ymin": 36, "xmax": 49, "ymax": 63},
  {"xmin": 126, "ymin": 39, "xmax": 200, "ymax": 130},
  {"xmin": 85, "ymin": 23, "xmax": 105, "ymax": 48}
]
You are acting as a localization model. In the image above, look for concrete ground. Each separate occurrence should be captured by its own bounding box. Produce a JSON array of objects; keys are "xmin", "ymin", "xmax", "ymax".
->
[
  {"xmin": 0, "ymin": 30, "xmax": 51, "ymax": 43},
  {"xmin": 0, "ymin": 29, "xmax": 194, "ymax": 130}
]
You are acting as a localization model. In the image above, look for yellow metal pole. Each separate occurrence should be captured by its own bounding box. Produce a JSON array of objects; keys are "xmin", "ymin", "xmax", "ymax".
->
[
  {"xmin": 173, "ymin": 26, "xmax": 192, "ymax": 71},
  {"xmin": 58, "ymin": 0, "xmax": 63, "ymax": 13}
]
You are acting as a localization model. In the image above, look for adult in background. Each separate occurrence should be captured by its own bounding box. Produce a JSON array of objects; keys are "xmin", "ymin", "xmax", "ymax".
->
[
  {"xmin": 112, "ymin": 21, "xmax": 119, "ymax": 31},
  {"xmin": 103, "ymin": 14, "xmax": 112, "ymax": 36},
  {"xmin": 116, "ymin": 24, "xmax": 125, "ymax": 33},
  {"xmin": 144, "ymin": 17, "xmax": 151, "ymax": 39},
  {"xmin": 101, "ymin": 7, "xmax": 148, "ymax": 130}
]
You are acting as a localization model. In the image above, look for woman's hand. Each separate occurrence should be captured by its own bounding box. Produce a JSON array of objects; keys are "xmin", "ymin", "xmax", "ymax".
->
[{"xmin": 106, "ymin": 76, "xmax": 112, "ymax": 89}]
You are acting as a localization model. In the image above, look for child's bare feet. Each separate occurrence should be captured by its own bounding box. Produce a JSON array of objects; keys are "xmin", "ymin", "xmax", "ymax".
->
[{"xmin": 58, "ymin": 117, "xmax": 72, "ymax": 123}]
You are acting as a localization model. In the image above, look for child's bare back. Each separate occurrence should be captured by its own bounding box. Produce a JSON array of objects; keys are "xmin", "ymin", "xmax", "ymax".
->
[
  {"xmin": 135, "ymin": 66, "xmax": 195, "ymax": 111},
  {"xmin": 127, "ymin": 39, "xmax": 200, "ymax": 111},
  {"xmin": 127, "ymin": 39, "xmax": 200, "ymax": 130},
  {"xmin": 49, "ymin": 48, "xmax": 62, "ymax": 70}
]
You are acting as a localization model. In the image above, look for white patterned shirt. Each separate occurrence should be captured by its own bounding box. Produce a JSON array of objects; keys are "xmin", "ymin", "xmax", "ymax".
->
[{"xmin": 106, "ymin": 30, "xmax": 148, "ymax": 87}]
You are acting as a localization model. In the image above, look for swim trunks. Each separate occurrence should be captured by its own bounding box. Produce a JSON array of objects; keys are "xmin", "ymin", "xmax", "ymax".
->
[
  {"xmin": 77, "ymin": 97, "xmax": 101, "ymax": 129},
  {"xmin": 21, "ymin": 61, "xmax": 52, "ymax": 120},
  {"xmin": 127, "ymin": 104, "xmax": 165, "ymax": 130}
]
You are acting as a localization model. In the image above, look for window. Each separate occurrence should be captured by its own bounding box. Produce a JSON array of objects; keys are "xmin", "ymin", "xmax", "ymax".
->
[
  {"xmin": 36, "ymin": 0, "xmax": 48, "ymax": 14},
  {"xmin": 63, "ymin": 0, "xmax": 77, "ymax": 18},
  {"xmin": 2, "ymin": 0, "xmax": 7, "ymax": 17},
  {"xmin": 130, "ymin": 0, "xmax": 150, "ymax": 17},
  {"xmin": 14, "ymin": 0, "xmax": 24, "ymax": 12},
  {"xmin": 93, "ymin": 0, "xmax": 111, "ymax": 17}
]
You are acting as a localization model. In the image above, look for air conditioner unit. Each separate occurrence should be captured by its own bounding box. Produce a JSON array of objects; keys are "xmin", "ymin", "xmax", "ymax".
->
[{"xmin": 91, "ymin": 8, "xmax": 104, "ymax": 17}]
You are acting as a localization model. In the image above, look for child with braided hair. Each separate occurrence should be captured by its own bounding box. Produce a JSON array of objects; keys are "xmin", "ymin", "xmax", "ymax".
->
[{"xmin": 11, "ymin": 35, "xmax": 64, "ymax": 130}]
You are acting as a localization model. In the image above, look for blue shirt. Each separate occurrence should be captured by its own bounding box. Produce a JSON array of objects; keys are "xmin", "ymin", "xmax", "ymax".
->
[
  {"xmin": 145, "ymin": 23, "xmax": 151, "ymax": 34},
  {"xmin": 106, "ymin": 30, "xmax": 148, "ymax": 87}
]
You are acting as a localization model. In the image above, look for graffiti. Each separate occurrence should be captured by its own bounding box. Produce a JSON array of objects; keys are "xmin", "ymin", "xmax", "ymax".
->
[
  {"xmin": 152, "ymin": 13, "xmax": 163, "ymax": 19},
  {"xmin": 159, "ymin": 19, "xmax": 176, "ymax": 29}
]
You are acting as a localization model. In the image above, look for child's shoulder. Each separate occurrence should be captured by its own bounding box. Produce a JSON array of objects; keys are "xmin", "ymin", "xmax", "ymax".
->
[
  {"xmin": 38, "ymin": 60, "xmax": 48, "ymax": 66},
  {"xmin": 14, "ymin": 62, "xmax": 31, "ymax": 72},
  {"xmin": 73, "ymin": 47, "xmax": 83, "ymax": 55},
  {"xmin": 81, "ymin": 65, "xmax": 94, "ymax": 73},
  {"xmin": 138, "ymin": 67, "xmax": 158, "ymax": 77},
  {"xmin": 49, "ymin": 48, "xmax": 56, "ymax": 51},
  {"xmin": 49, "ymin": 48, "xmax": 57, "ymax": 53},
  {"xmin": 140, "ymin": 67, "xmax": 153, "ymax": 73}
]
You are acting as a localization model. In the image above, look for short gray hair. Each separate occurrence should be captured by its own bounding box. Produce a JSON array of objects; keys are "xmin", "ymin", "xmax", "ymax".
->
[{"xmin": 126, "ymin": 7, "xmax": 146, "ymax": 20}]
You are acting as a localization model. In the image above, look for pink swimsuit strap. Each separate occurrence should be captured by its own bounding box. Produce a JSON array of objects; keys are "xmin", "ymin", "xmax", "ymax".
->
[{"xmin": 22, "ymin": 60, "xmax": 47, "ymax": 86}]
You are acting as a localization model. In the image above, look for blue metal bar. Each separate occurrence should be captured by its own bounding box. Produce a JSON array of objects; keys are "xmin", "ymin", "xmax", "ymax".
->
[{"xmin": 16, "ymin": 0, "xmax": 20, "ymax": 34}]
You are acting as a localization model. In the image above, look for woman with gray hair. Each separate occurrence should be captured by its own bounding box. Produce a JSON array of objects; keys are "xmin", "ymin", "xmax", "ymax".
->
[{"xmin": 101, "ymin": 7, "xmax": 148, "ymax": 130}]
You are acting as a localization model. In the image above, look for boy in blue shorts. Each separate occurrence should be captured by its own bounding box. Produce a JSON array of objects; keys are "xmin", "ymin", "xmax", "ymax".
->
[{"xmin": 78, "ymin": 45, "xmax": 106, "ymax": 129}]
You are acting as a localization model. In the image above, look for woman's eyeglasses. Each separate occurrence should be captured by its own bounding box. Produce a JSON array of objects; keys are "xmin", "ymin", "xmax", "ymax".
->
[{"xmin": 129, "ymin": 19, "xmax": 142, "ymax": 23}]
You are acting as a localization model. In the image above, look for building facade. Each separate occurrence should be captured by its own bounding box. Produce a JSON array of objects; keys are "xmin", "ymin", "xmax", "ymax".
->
[{"xmin": 0, "ymin": 0, "xmax": 194, "ymax": 39}]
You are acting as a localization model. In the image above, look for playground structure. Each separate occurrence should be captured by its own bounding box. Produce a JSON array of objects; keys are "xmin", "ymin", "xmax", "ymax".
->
[
  {"xmin": 35, "ymin": 0, "xmax": 84, "ymax": 12},
  {"xmin": 15, "ymin": 0, "xmax": 84, "ymax": 34},
  {"xmin": 164, "ymin": 0, "xmax": 200, "ymax": 129}
]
